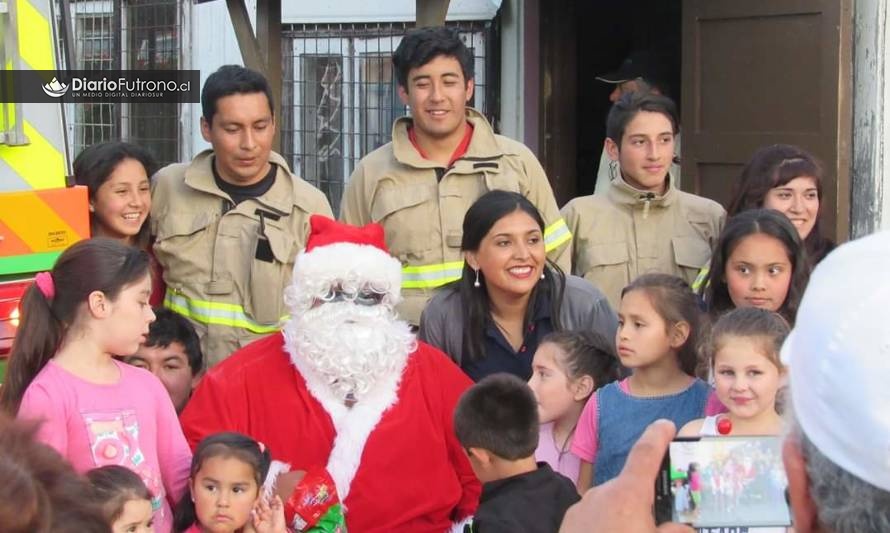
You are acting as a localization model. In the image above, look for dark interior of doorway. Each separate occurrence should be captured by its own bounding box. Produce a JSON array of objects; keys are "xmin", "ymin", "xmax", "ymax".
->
[{"xmin": 574, "ymin": 1, "xmax": 682, "ymax": 197}]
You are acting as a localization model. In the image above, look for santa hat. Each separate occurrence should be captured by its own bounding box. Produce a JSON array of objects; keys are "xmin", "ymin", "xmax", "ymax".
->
[{"xmin": 291, "ymin": 215, "xmax": 402, "ymax": 302}]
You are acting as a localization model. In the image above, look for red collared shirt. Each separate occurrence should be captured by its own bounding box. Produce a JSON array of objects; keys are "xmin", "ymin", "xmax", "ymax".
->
[{"xmin": 407, "ymin": 122, "xmax": 475, "ymax": 167}]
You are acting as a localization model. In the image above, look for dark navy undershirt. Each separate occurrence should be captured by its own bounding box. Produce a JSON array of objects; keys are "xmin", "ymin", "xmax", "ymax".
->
[
  {"xmin": 461, "ymin": 292, "xmax": 554, "ymax": 382},
  {"xmin": 212, "ymin": 161, "xmax": 277, "ymax": 205}
]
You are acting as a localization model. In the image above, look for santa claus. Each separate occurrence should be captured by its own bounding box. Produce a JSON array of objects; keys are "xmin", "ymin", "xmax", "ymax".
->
[{"xmin": 180, "ymin": 215, "xmax": 480, "ymax": 532}]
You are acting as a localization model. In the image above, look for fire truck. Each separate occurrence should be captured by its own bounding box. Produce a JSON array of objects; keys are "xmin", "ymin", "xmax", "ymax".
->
[{"xmin": 0, "ymin": 0, "xmax": 90, "ymax": 378}]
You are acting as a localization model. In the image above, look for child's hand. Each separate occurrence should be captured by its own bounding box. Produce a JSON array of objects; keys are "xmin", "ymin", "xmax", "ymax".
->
[{"xmin": 250, "ymin": 495, "xmax": 288, "ymax": 533}]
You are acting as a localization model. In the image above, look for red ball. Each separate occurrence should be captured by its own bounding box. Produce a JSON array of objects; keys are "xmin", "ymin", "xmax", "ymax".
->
[{"xmin": 716, "ymin": 417, "xmax": 733, "ymax": 435}]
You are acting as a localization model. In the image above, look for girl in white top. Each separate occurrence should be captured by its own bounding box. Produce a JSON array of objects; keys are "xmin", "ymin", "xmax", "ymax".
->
[{"xmin": 680, "ymin": 307, "xmax": 791, "ymax": 533}]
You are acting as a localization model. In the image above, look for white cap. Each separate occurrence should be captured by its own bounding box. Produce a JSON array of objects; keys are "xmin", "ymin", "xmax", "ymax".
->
[{"xmin": 781, "ymin": 230, "xmax": 890, "ymax": 491}]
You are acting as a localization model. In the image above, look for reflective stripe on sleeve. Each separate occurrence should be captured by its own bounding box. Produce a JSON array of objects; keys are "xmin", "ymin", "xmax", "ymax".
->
[
  {"xmin": 401, "ymin": 260, "xmax": 465, "ymax": 290},
  {"xmin": 399, "ymin": 219, "xmax": 571, "ymax": 291},
  {"xmin": 691, "ymin": 266, "xmax": 710, "ymax": 294},
  {"xmin": 544, "ymin": 218, "xmax": 572, "ymax": 251},
  {"xmin": 164, "ymin": 290, "xmax": 285, "ymax": 334}
]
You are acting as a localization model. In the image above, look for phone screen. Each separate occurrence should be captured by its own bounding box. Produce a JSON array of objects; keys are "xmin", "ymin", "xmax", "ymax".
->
[{"xmin": 655, "ymin": 436, "xmax": 791, "ymax": 529}]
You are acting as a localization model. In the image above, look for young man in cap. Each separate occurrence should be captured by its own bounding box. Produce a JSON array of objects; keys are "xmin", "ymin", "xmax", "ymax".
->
[{"xmin": 340, "ymin": 26, "xmax": 571, "ymax": 326}]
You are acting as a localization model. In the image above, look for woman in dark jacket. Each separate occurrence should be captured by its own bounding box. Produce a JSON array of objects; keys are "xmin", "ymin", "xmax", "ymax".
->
[{"xmin": 419, "ymin": 190, "xmax": 617, "ymax": 382}]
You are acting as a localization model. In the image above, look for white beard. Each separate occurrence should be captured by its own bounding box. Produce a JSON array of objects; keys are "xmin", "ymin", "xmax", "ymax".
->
[{"xmin": 282, "ymin": 301, "xmax": 416, "ymax": 403}]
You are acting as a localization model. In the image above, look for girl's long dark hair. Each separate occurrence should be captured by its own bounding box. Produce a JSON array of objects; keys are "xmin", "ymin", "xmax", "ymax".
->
[
  {"xmin": 703, "ymin": 209, "xmax": 810, "ymax": 324},
  {"xmin": 73, "ymin": 141, "xmax": 158, "ymax": 250},
  {"xmin": 173, "ymin": 432, "xmax": 271, "ymax": 532},
  {"xmin": 621, "ymin": 273, "xmax": 703, "ymax": 377},
  {"xmin": 0, "ymin": 238, "xmax": 150, "ymax": 415},
  {"xmin": 457, "ymin": 190, "xmax": 566, "ymax": 362},
  {"xmin": 727, "ymin": 144, "xmax": 834, "ymax": 265}
]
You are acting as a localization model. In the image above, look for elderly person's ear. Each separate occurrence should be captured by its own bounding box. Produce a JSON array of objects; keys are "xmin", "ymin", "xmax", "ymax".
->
[{"xmin": 782, "ymin": 436, "xmax": 820, "ymax": 533}]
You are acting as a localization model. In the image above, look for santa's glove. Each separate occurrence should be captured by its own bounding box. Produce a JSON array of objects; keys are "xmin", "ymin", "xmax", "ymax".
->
[{"xmin": 284, "ymin": 467, "xmax": 347, "ymax": 533}]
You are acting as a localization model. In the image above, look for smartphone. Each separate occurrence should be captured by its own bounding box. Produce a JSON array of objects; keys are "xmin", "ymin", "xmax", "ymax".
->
[{"xmin": 654, "ymin": 436, "xmax": 791, "ymax": 529}]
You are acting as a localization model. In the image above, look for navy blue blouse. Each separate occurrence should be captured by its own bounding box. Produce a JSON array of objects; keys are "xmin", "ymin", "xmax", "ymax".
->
[{"xmin": 461, "ymin": 294, "xmax": 554, "ymax": 382}]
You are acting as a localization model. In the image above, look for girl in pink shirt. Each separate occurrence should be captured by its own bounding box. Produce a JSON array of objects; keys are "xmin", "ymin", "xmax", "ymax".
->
[
  {"xmin": 0, "ymin": 238, "xmax": 191, "ymax": 532},
  {"xmin": 528, "ymin": 330, "xmax": 619, "ymax": 485}
]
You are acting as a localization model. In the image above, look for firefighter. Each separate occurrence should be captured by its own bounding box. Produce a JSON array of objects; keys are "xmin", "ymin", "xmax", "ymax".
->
[
  {"xmin": 340, "ymin": 26, "xmax": 571, "ymax": 326},
  {"xmin": 151, "ymin": 65, "xmax": 333, "ymax": 366}
]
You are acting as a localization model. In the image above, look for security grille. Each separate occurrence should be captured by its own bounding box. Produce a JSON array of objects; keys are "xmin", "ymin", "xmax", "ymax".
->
[
  {"xmin": 281, "ymin": 20, "xmax": 498, "ymax": 215},
  {"xmin": 58, "ymin": 0, "xmax": 183, "ymax": 167}
]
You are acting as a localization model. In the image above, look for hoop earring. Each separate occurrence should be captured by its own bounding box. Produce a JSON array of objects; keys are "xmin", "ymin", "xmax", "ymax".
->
[{"xmin": 474, "ymin": 269, "xmax": 481, "ymax": 288}]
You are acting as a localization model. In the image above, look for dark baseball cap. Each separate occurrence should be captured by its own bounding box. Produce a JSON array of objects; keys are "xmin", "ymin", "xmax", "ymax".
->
[{"xmin": 596, "ymin": 50, "xmax": 661, "ymax": 84}]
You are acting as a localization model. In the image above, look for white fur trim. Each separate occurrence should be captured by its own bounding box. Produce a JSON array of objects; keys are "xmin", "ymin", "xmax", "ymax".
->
[
  {"xmin": 262, "ymin": 460, "xmax": 292, "ymax": 500},
  {"xmin": 287, "ymin": 346, "xmax": 409, "ymax": 501},
  {"xmin": 449, "ymin": 517, "xmax": 474, "ymax": 533},
  {"xmin": 294, "ymin": 243, "xmax": 402, "ymax": 299}
]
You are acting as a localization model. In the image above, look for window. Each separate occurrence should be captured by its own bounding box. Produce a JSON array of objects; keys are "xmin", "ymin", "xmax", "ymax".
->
[{"xmin": 61, "ymin": 0, "xmax": 183, "ymax": 167}]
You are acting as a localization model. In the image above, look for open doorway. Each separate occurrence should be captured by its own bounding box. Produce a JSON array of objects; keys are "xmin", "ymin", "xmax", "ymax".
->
[{"xmin": 539, "ymin": 0, "xmax": 681, "ymax": 202}]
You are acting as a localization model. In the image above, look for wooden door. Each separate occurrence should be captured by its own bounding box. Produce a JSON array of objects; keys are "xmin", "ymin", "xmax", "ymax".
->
[{"xmin": 681, "ymin": 0, "xmax": 853, "ymax": 240}]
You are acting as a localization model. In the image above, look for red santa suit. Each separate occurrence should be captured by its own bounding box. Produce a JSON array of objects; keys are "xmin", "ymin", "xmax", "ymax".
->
[{"xmin": 181, "ymin": 327, "xmax": 480, "ymax": 532}]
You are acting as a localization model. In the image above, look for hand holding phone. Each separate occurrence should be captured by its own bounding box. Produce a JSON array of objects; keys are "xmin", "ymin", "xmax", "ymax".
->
[
  {"xmin": 560, "ymin": 420, "xmax": 693, "ymax": 533},
  {"xmin": 655, "ymin": 436, "xmax": 791, "ymax": 530}
]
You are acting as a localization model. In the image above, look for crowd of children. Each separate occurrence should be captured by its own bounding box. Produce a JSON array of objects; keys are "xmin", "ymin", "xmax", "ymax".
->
[
  {"xmin": 1, "ymin": 145, "xmax": 823, "ymax": 531},
  {"xmin": 0, "ymin": 35, "xmax": 837, "ymax": 529}
]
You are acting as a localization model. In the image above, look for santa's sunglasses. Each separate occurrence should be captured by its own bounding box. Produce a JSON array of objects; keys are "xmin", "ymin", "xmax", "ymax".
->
[{"xmin": 315, "ymin": 284, "xmax": 386, "ymax": 306}]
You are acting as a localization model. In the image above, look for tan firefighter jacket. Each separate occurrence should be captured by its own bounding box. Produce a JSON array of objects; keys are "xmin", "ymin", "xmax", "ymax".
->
[
  {"xmin": 340, "ymin": 108, "xmax": 572, "ymax": 325},
  {"xmin": 151, "ymin": 150, "xmax": 332, "ymax": 366},
  {"xmin": 561, "ymin": 175, "xmax": 725, "ymax": 309}
]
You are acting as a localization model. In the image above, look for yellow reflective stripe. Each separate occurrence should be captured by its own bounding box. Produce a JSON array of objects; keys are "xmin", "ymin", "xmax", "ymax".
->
[
  {"xmin": 0, "ymin": 121, "xmax": 66, "ymax": 189},
  {"xmin": 18, "ymin": 0, "xmax": 56, "ymax": 71},
  {"xmin": 401, "ymin": 260, "xmax": 464, "ymax": 289},
  {"xmin": 399, "ymin": 219, "xmax": 572, "ymax": 291},
  {"xmin": 164, "ymin": 290, "xmax": 285, "ymax": 334},
  {"xmin": 692, "ymin": 266, "xmax": 710, "ymax": 293},
  {"xmin": 543, "ymin": 218, "xmax": 572, "ymax": 251}
]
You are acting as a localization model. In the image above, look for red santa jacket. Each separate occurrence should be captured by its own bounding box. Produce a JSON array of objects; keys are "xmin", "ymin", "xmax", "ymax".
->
[{"xmin": 180, "ymin": 333, "xmax": 480, "ymax": 533}]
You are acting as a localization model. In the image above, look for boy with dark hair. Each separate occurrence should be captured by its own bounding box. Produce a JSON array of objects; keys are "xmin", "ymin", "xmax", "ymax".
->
[
  {"xmin": 562, "ymin": 91, "xmax": 725, "ymax": 308},
  {"xmin": 122, "ymin": 308, "xmax": 203, "ymax": 413},
  {"xmin": 454, "ymin": 373, "xmax": 579, "ymax": 533},
  {"xmin": 593, "ymin": 49, "xmax": 682, "ymax": 192},
  {"xmin": 341, "ymin": 26, "xmax": 571, "ymax": 327},
  {"xmin": 152, "ymin": 65, "xmax": 333, "ymax": 366}
]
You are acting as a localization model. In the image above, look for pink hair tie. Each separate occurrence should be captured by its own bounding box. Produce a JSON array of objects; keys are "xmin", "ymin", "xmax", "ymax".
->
[
  {"xmin": 34, "ymin": 272, "xmax": 55, "ymax": 301},
  {"xmin": 257, "ymin": 441, "xmax": 266, "ymax": 453}
]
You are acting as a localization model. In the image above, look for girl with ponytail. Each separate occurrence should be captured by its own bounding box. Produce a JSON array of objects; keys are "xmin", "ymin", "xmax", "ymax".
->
[{"xmin": 0, "ymin": 237, "xmax": 192, "ymax": 533}]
